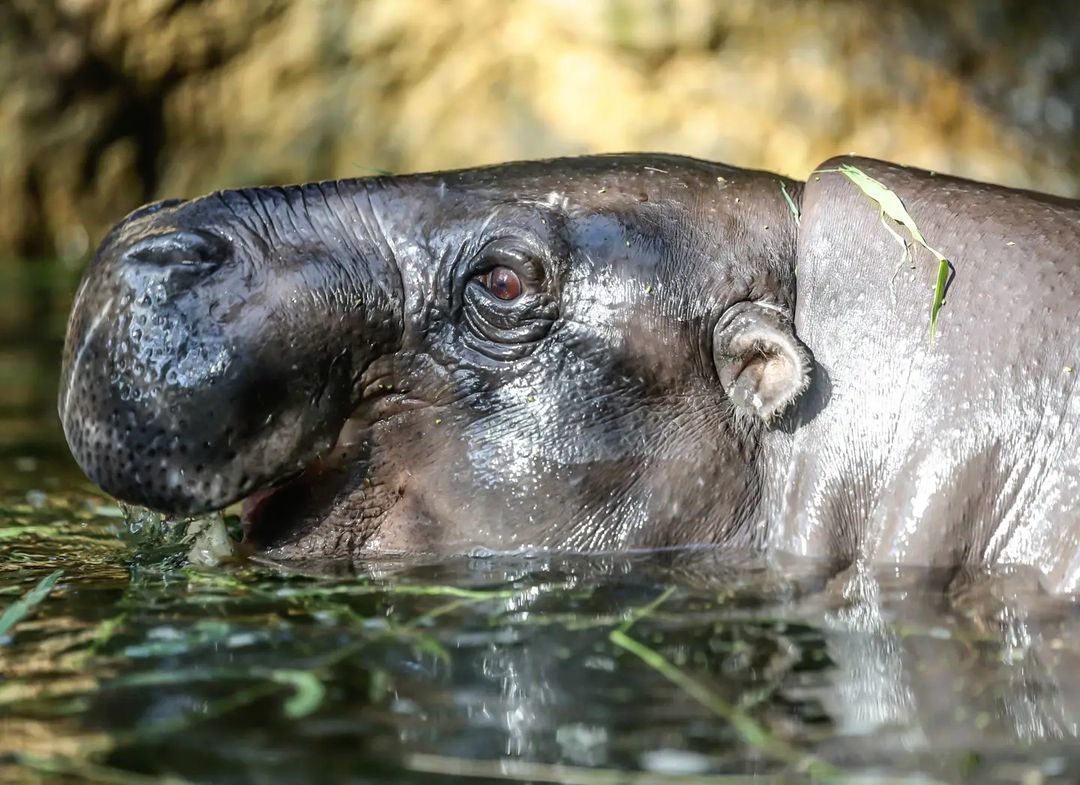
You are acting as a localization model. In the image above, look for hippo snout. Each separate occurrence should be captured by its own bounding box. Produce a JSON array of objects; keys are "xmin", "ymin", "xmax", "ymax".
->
[
  {"xmin": 59, "ymin": 257, "xmax": 255, "ymax": 512},
  {"xmin": 59, "ymin": 183, "xmax": 402, "ymax": 516}
]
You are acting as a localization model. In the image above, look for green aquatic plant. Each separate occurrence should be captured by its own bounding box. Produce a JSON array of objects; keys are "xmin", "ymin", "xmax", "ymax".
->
[{"xmin": 0, "ymin": 569, "xmax": 62, "ymax": 638}]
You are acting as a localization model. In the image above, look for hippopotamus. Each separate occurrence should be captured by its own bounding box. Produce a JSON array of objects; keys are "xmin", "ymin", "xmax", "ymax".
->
[{"xmin": 57, "ymin": 154, "xmax": 1080, "ymax": 588}]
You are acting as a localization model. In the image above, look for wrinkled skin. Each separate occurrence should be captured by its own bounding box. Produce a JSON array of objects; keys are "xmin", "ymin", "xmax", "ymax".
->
[{"xmin": 58, "ymin": 154, "xmax": 1080, "ymax": 589}]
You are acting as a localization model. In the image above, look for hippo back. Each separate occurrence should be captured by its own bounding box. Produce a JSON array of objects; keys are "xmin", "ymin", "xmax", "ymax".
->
[{"xmin": 764, "ymin": 156, "xmax": 1080, "ymax": 590}]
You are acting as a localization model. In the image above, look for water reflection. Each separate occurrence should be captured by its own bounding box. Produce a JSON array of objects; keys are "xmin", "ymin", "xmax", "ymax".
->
[
  {"xmin": 817, "ymin": 565, "xmax": 921, "ymax": 745},
  {"xmin": 5, "ymin": 505, "xmax": 1080, "ymax": 783},
  {"xmin": 252, "ymin": 551, "xmax": 1080, "ymax": 781}
]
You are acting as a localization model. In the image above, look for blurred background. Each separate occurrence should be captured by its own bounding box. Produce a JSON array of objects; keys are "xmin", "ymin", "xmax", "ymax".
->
[{"xmin": 1, "ymin": 0, "xmax": 1078, "ymax": 479}]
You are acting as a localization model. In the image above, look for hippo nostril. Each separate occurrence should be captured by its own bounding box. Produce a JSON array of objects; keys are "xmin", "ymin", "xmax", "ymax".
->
[{"xmin": 121, "ymin": 229, "xmax": 229, "ymax": 273}]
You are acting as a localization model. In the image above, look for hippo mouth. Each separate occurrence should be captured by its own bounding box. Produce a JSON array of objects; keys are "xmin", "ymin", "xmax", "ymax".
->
[
  {"xmin": 237, "ymin": 416, "xmax": 368, "ymax": 548},
  {"xmin": 238, "ymin": 466, "xmax": 328, "ymax": 545}
]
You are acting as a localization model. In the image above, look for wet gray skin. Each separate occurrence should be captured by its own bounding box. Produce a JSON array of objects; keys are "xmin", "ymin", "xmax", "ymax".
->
[{"xmin": 58, "ymin": 154, "xmax": 1080, "ymax": 589}]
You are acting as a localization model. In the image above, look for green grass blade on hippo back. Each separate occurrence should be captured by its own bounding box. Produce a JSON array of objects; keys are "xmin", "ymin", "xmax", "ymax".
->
[
  {"xmin": 838, "ymin": 163, "xmax": 951, "ymax": 344},
  {"xmin": 780, "ymin": 181, "xmax": 800, "ymax": 227},
  {"xmin": 839, "ymin": 164, "xmax": 933, "ymax": 247}
]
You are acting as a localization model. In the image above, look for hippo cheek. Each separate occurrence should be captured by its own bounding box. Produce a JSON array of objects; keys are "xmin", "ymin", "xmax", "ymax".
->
[{"xmin": 236, "ymin": 412, "xmax": 531, "ymax": 558}]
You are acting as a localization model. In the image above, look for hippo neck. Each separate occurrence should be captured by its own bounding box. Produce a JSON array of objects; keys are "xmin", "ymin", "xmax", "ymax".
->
[{"xmin": 716, "ymin": 180, "xmax": 806, "ymax": 550}]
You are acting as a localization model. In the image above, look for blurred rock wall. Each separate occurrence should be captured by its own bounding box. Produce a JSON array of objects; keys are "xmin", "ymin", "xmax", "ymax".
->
[{"xmin": 1, "ymin": 0, "xmax": 1077, "ymax": 258}]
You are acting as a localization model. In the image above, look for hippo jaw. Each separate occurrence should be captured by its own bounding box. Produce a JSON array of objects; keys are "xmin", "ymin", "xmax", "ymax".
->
[{"xmin": 58, "ymin": 182, "xmax": 403, "ymax": 518}]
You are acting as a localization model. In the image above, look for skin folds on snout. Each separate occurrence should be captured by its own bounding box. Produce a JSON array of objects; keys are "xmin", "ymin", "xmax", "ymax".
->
[{"xmin": 59, "ymin": 154, "xmax": 1080, "ymax": 591}]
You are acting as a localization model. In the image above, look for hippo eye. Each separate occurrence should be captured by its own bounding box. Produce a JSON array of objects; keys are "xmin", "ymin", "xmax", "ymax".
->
[
  {"xmin": 481, "ymin": 266, "xmax": 523, "ymax": 301},
  {"xmin": 460, "ymin": 245, "xmax": 557, "ymax": 359}
]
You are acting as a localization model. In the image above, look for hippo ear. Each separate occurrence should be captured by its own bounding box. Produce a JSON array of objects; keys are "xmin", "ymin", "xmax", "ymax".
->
[{"xmin": 713, "ymin": 301, "xmax": 811, "ymax": 423}]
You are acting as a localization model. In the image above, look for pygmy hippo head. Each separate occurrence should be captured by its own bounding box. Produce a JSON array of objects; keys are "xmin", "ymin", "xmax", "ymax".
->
[{"xmin": 59, "ymin": 154, "xmax": 810, "ymax": 559}]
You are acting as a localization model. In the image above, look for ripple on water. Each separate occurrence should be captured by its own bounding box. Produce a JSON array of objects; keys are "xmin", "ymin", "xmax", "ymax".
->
[{"xmin": 3, "ymin": 490, "xmax": 1080, "ymax": 784}]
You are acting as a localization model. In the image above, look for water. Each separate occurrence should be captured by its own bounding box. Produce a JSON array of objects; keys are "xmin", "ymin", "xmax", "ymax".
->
[{"xmin": 3, "ymin": 262, "xmax": 1080, "ymax": 784}]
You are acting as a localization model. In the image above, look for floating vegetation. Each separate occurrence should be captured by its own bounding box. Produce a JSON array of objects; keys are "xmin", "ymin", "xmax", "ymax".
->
[
  {"xmin": 184, "ymin": 513, "xmax": 243, "ymax": 567},
  {"xmin": 0, "ymin": 568, "xmax": 63, "ymax": 638}
]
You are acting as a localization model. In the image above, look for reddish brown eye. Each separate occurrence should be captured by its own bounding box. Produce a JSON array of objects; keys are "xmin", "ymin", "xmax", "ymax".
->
[{"xmin": 484, "ymin": 266, "xmax": 523, "ymax": 300}]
